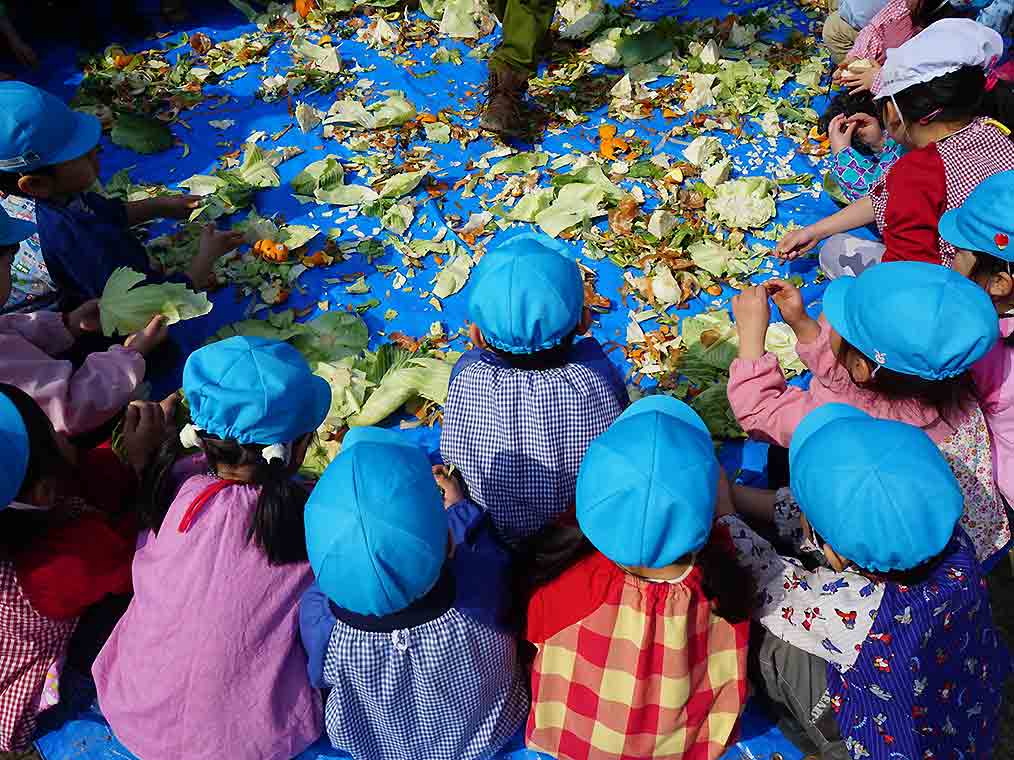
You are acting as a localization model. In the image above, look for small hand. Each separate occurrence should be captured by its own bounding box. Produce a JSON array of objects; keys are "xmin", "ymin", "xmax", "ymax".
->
[
  {"xmin": 827, "ymin": 114, "xmax": 856, "ymax": 155},
  {"xmin": 774, "ymin": 225, "xmax": 822, "ymax": 260},
  {"xmin": 157, "ymin": 194, "xmax": 202, "ymax": 220},
  {"xmin": 764, "ymin": 278, "xmax": 806, "ymax": 326},
  {"xmin": 840, "ymin": 63, "xmax": 880, "ymax": 94},
  {"xmin": 188, "ymin": 224, "xmax": 244, "ymax": 290},
  {"xmin": 731, "ymin": 285, "xmax": 771, "ymax": 361},
  {"xmin": 714, "ymin": 467, "xmax": 735, "ymax": 517},
  {"xmin": 65, "ymin": 299, "xmax": 101, "ymax": 339},
  {"xmin": 124, "ymin": 315, "xmax": 169, "ymax": 356},
  {"xmin": 846, "ymin": 112, "xmax": 885, "ymax": 152},
  {"xmin": 121, "ymin": 400, "xmax": 172, "ymax": 474},
  {"xmin": 432, "ymin": 465, "xmax": 464, "ymax": 509}
]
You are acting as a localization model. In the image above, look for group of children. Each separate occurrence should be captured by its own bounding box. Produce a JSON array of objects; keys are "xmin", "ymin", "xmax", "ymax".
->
[{"xmin": 0, "ymin": 10, "xmax": 1014, "ymax": 760}]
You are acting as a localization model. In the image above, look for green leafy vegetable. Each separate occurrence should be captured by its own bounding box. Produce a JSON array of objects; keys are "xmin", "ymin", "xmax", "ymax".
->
[
  {"xmin": 99, "ymin": 267, "xmax": 212, "ymax": 336},
  {"xmin": 111, "ymin": 113, "xmax": 174, "ymax": 155}
]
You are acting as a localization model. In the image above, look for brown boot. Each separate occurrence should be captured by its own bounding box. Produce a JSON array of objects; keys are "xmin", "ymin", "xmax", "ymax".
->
[{"xmin": 480, "ymin": 64, "xmax": 531, "ymax": 139}]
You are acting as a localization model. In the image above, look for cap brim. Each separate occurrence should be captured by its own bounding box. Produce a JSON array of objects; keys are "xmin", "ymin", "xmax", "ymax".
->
[
  {"xmin": 821, "ymin": 274, "xmax": 858, "ymax": 351},
  {"xmin": 789, "ymin": 402, "xmax": 870, "ymax": 471},
  {"xmin": 937, "ymin": 209, "xmax": 1014, "ymax": 262},
  {"xmin": 0, "ymin": 217, "xmax": 36, "ymax": 246},
  {"xmin": 0, "ymin": 393, "xmax": 29, "ymax": 507},
  {"xmin": 619, "ymin": 395, "xmax": 711, "ymax": 439},
  {"xmin": 46, "ymin": 111, "xmax": 102, "ymax": 166},
  {"xmin": 306, "ymin": 374, "xmax": 333, "ymax": 436}
]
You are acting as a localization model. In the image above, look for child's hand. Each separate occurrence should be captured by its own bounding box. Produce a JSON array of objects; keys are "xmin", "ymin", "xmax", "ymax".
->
[
  {"xmin": 157, "ymin": 194, "xmax": 202, "ymax": 220},
  {"xmin": 121, "ymin": 400, "xmax": 172, "ymax": 475},
  {"xmin": 846, "ymin": 113, "xmax": 885, "ymax": 152},
  {"xmin": 764, "ymin": 279, "xmax": 805, "ymax": 325},
  {"xmin": 775, "ymin": 225, "xmax": 822, "ymax": 260},
  {"xmin": 731, "ymin": 286, "xmax": 770, "ymax": 360},
  {"xmin": 124, "ymin": 315, "xmax": 169, "ymax": 356},
  {"xmin": 65, "ymin": 299, "xmax": 101, "ymax": 338},
  {"xmin": 827, "ymin": 114, "xmax": 855, "ymax": 155},
  {"xmin": 432, "ymin": 465, "xmax": 464, "ymax": 509},
  {"xmin": 188, "ymin": 224, "xmax": 244, "ymax": 290},
  {"xmin": 840, "ymin": 62, "xmax": 880, "ymax": 94}
]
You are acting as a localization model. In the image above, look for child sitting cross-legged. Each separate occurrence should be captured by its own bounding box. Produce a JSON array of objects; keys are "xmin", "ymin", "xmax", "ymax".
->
[
  {"xmin": 728, "ymin": 262, "xmax": 1009, "ymax": 566},
  {"xmin": 300, "ymin": 427, "xmax": 529, "ymax": 760},
  {"xmin": 0, "ymin": 81, "xmax": 242, "ymax": 313},
  {"xmin": 92, "ymin": 336, "xmax": 327, "ymax": 760},
  {"xmin": 720, "ymin": 404, "xmax": 1010, "ymax": 760},
  {"xmin": 440, "ymin": 231, "xmax": 628, "ymax": 546},
  {"xmin": 0, "ymin": 385, "xmax": 169, "ymax": 752},
  {"xmin": 520, "ymin": 396, "xmax": 751, "ymax": 760}
]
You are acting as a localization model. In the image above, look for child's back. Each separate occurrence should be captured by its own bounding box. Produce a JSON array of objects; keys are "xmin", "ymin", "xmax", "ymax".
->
[
  {"xmin": 441, "ymin": 233, "xmax": 627, "ymax": 545},
  {"xmin": 93, "ymin": 337, "xmax": 331, "ymax": 760}
]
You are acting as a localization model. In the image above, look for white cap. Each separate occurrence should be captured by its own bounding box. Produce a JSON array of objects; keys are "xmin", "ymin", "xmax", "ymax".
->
[{"xmin": 874, "ymin": 18, "xmax": 1003, "ymax": 99}]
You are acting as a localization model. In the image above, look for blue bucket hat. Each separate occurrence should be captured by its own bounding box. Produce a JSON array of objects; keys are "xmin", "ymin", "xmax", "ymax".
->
[
  {"xmin": 576, "ymin": 396, "xmax": 718, "ymax": 568},
  {"xmin": 467, "ymin": 232, "xmax": 584, "ymax": 354},
  {"xmin": 0, "ymin": 392, "xmax": 29, "ymax": 509},
  {"xmin": 790, "ymin": 403, "xmax": 963, "ymax": 571},
  {"xmin": 183, "ymin": 336, "xmax": 330, "ymax": 445},
  {"xmin": 304, "ymin": 427, "xmax": 447, "ymax": 615},
  {"xmin": 823, "ymin": 261, "xmax": 999, "ymax": 379},
  {"xmin": 0, "ymin": 82, "xmax": 102, "ymax": 173},
  {"xmin": 939, "ymin": 170, "xmax": 1014, "ymax": 262},
  {"xmin": 0, "ymin": 206, "xmax": 35, "ymax": 247}
]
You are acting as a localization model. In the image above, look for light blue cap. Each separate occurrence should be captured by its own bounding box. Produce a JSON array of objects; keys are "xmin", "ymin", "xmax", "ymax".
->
[
  {"xmin": 939, "ymin": 170, "xmax": 1014, "ymax": 262},
  {"xmin": 0, "ymin": 82, "xmax": 102, "ymax": 173},
  {"xmin": 790, "ymin": 403, "xmax": 963, "ymax": 571},
  {"xmin": 305, "ymin": 427, "xmax": 447, "ymax": 615},
  {"xmin": 183, "ymin": 336, "xmax": 330, "ymax": 445},
  {"xmin": 467, "ymin": 232, "xmax": 584, "ymax": 354},
  {"xmin": 823, "ymin": 261, "xmax": 999, "ymax": 379},
  {"xmin": 0, "ymin": 205, "xmax": 35, "ymax": 247},
  {"xmin": 0, "ymin": 392, "xmax": 29, "ymax": 509},
  {"xmin": 576, "ymin": 396, "xmax": 718, "ymax": 568}
]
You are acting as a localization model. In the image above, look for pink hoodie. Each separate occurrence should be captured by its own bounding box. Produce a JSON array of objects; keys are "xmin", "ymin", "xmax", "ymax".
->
[
  {"xmin": 970, "ymin": 318, "xmax": 1014, "ymax": 509},
  {"xmin": 727, "ymin": 315, "xmax": 1010, "ymax": 562},
  {"xmin": 0, "ymin": 312, "xmax": 144, "ymax": 435}
]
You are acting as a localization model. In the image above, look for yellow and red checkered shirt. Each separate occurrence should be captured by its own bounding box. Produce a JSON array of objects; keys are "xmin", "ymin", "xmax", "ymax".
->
[{"xmin": 525, "ymin": 544, "xmax": 749, "ymax": 760}]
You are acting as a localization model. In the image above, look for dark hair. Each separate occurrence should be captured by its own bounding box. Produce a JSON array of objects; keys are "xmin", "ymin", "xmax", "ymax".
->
[
  {"xmin": 910, "ymin": 0, "xmax": 963, "ymax": 29},
  {"xmin": 820, "ymin": 90, "xmax": 882, "ymax": 154},
  {"xmin": 141, "ymin": 433, "xmax": 311, "ymax": 566},
  {"xmin": 964, "ymin": 250, "xmax": 1014, "ymax": 346},
  {"xmin": 884, "ymin": 65, "xmax": 1014, "ymax": 129},
  {"xmin": 488, "ymin": 330, "xmax": 578, "ymax": 371},
  {"xmin": 836, "ymin": 338, "xmax": 977, "ymax": 427},
  {"xmin": 514, "ymin": 523, "xmax": 753, "ymax": 628},
  {"xmin": 0, "ymin": 165, "xmax": 55, "ymax": 198},
  {"xmin": 0, "ymin": 384, "xmax": 75, "ymax": 559}
]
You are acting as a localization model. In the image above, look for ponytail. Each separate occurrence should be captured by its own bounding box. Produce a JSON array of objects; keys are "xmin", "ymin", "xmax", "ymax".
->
[
  {"xmin": 139, "ymin": 433, "xmax": 310, "ymax": 566},
  {"xmin": 888, "ymin": 66, "xmax": 1014, "ymax": 130}
]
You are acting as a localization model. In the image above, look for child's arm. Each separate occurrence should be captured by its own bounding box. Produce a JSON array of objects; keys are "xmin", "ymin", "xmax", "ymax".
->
[
  {"xmin": 124, "ymin": 195, "xmax": 201, "ymax": 226},
  {"xmin": 299, "ymin": 583, "xmax": 337, "ymax": 689},
  {"xmin": 0, "ymin": 310, "xmax": 76, "ymax": 355}
]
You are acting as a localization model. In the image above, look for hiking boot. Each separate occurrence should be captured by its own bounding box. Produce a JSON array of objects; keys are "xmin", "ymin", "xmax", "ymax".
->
[{"xmin": 480, "ymin": 65, "xmax": 531, "ymax": 139}]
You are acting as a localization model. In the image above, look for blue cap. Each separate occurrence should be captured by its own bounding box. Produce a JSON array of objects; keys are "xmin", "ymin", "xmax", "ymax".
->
[
  {"xmin": 183, "ymin": 336, "xmax": 330, "ymax": 445},
  {"xmin": 576, "ymin": 396, "xmax": 718, "ymax": 568},
  {"xmin": 939, "ymin": 170, "xmax": 1014, "ymax": 262},
  {"xmin": 823, "ymin": 261, "xmax": 999, "ymax": 379},
  {"xmin": 304, "ymin": 427, "xmax": 447, "ymax": 615},
  {"xmin": 467, "ymin": 232, "xmax": 584, "ymax": 354},
  {"xmin": 0, "ymin": 393, "xmax": 29, "ymax": 509},
  {"xmin": 0, "ymin": 82, "xmax": 102, "ymax": 173},
  {"xmin": 790, "ymin": 403, "xmax": 963, "ymax": 571},
  {"xmin": 0, "ymin": 205, "xmax": 35, "ymax": 247}
]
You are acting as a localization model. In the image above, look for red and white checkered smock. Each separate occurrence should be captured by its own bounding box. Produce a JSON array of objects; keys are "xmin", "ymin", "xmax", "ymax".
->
[
  {"xmin": 0, "ymin": 560, "xmax": 76, "ymax": 752},
  {"xmin": 871, "ymin": 118, "xmax": 1014, "ymax": 267},
  {"xmin": 524, "ymin": 537, "xmax": 749, "ymax": 760}
]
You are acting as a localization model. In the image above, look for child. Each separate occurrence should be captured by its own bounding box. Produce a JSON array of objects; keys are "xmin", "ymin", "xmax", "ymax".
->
[
  {"xmin": 0, "ymin": 81, "xmax": 242, "ymax": 312},
  {"xmin": 777, "ymin": 20, "xmax": 1014, "ymax": 277},
  {"xmin": 92, "ymin": 336, "xmax": 328, "ymax": 760},
  {"xmin": 938, "ymin": 169, "xmax": 1014, "ymax": 513},
  {"xmin": 0, "ymin": 384, "xmax": 167, "ymax": 752},
  {"xmin": 821, "ymin": 90, "xmax": 905, "ymax": 203},
  {"xmin": 0, "ymin": 206, "xmax": 168, "ymax": 435},
  {"xmin": 441, "ymin": 231, "xmax": 628, "ymax": 546},
  {"xmin": 728, "ymin": 262, "xmax": 1009, "ymax": 565},
  {"xmin": 720, "ymin": 403, "xmax": 1009, "ymax": 760},
  {"xmin": 522, "ymin": 396, "xmax": 750, "ymax": 760},
  {"xmin": 300, "ymin": 427, "xmax": 528, "ymax": 760}
]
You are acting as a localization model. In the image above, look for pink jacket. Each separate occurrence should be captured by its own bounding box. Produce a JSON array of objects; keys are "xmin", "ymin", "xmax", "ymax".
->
[
  {"xmin": 0, "ymin": 312, "xmax": 144, "ymax": 435},
  {"xmin": 728, "ymin": 315, "xmax": 967, "ymax": 447},
  {"xmin": 971, "ymin": 318, "xmax": 1014, "ymax": 508}
]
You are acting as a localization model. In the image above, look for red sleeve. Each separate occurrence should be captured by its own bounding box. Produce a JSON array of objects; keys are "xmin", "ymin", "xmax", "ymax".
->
[
  {"xmin": 14, "ymin": 512, "xmax": 137, "ymax": 620},
  {"xmin": 526, "ymin": 551, "xmax": 617, "ymax": 644},
  {"xmin": 77, "ymin": 443, "xmax": 137, "ymax": 515},
  {"xmin": 882, "ymin": 145, "xmax": 948, "ymax": 265}
]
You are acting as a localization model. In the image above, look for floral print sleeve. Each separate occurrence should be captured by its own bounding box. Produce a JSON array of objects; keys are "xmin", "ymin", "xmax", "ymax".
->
[{"xmin": 830, "ymin": 139, "xmax": 905, "ymax": 204}]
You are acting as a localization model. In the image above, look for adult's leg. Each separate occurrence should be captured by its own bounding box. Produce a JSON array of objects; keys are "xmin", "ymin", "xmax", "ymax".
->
[{"xmin": 818, "ymin": 233, "xmax": 885, "ymax": 279}]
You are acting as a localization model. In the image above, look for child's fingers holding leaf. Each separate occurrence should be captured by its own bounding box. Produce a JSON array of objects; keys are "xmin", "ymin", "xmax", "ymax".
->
[
  {"xmin": 765, "ymin": 278, "xmax": 806, "ymax": 325},
  {"xmin": 432, "ymin": 465, "xmax": 464, "ymax": 508},
  {"xmin": 159, "ymin": 194, "xmax": 203, "ymax": 219},
  {"xmin": 124, "ymin": 315, "xmax": 169, "ymax": 356}
]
